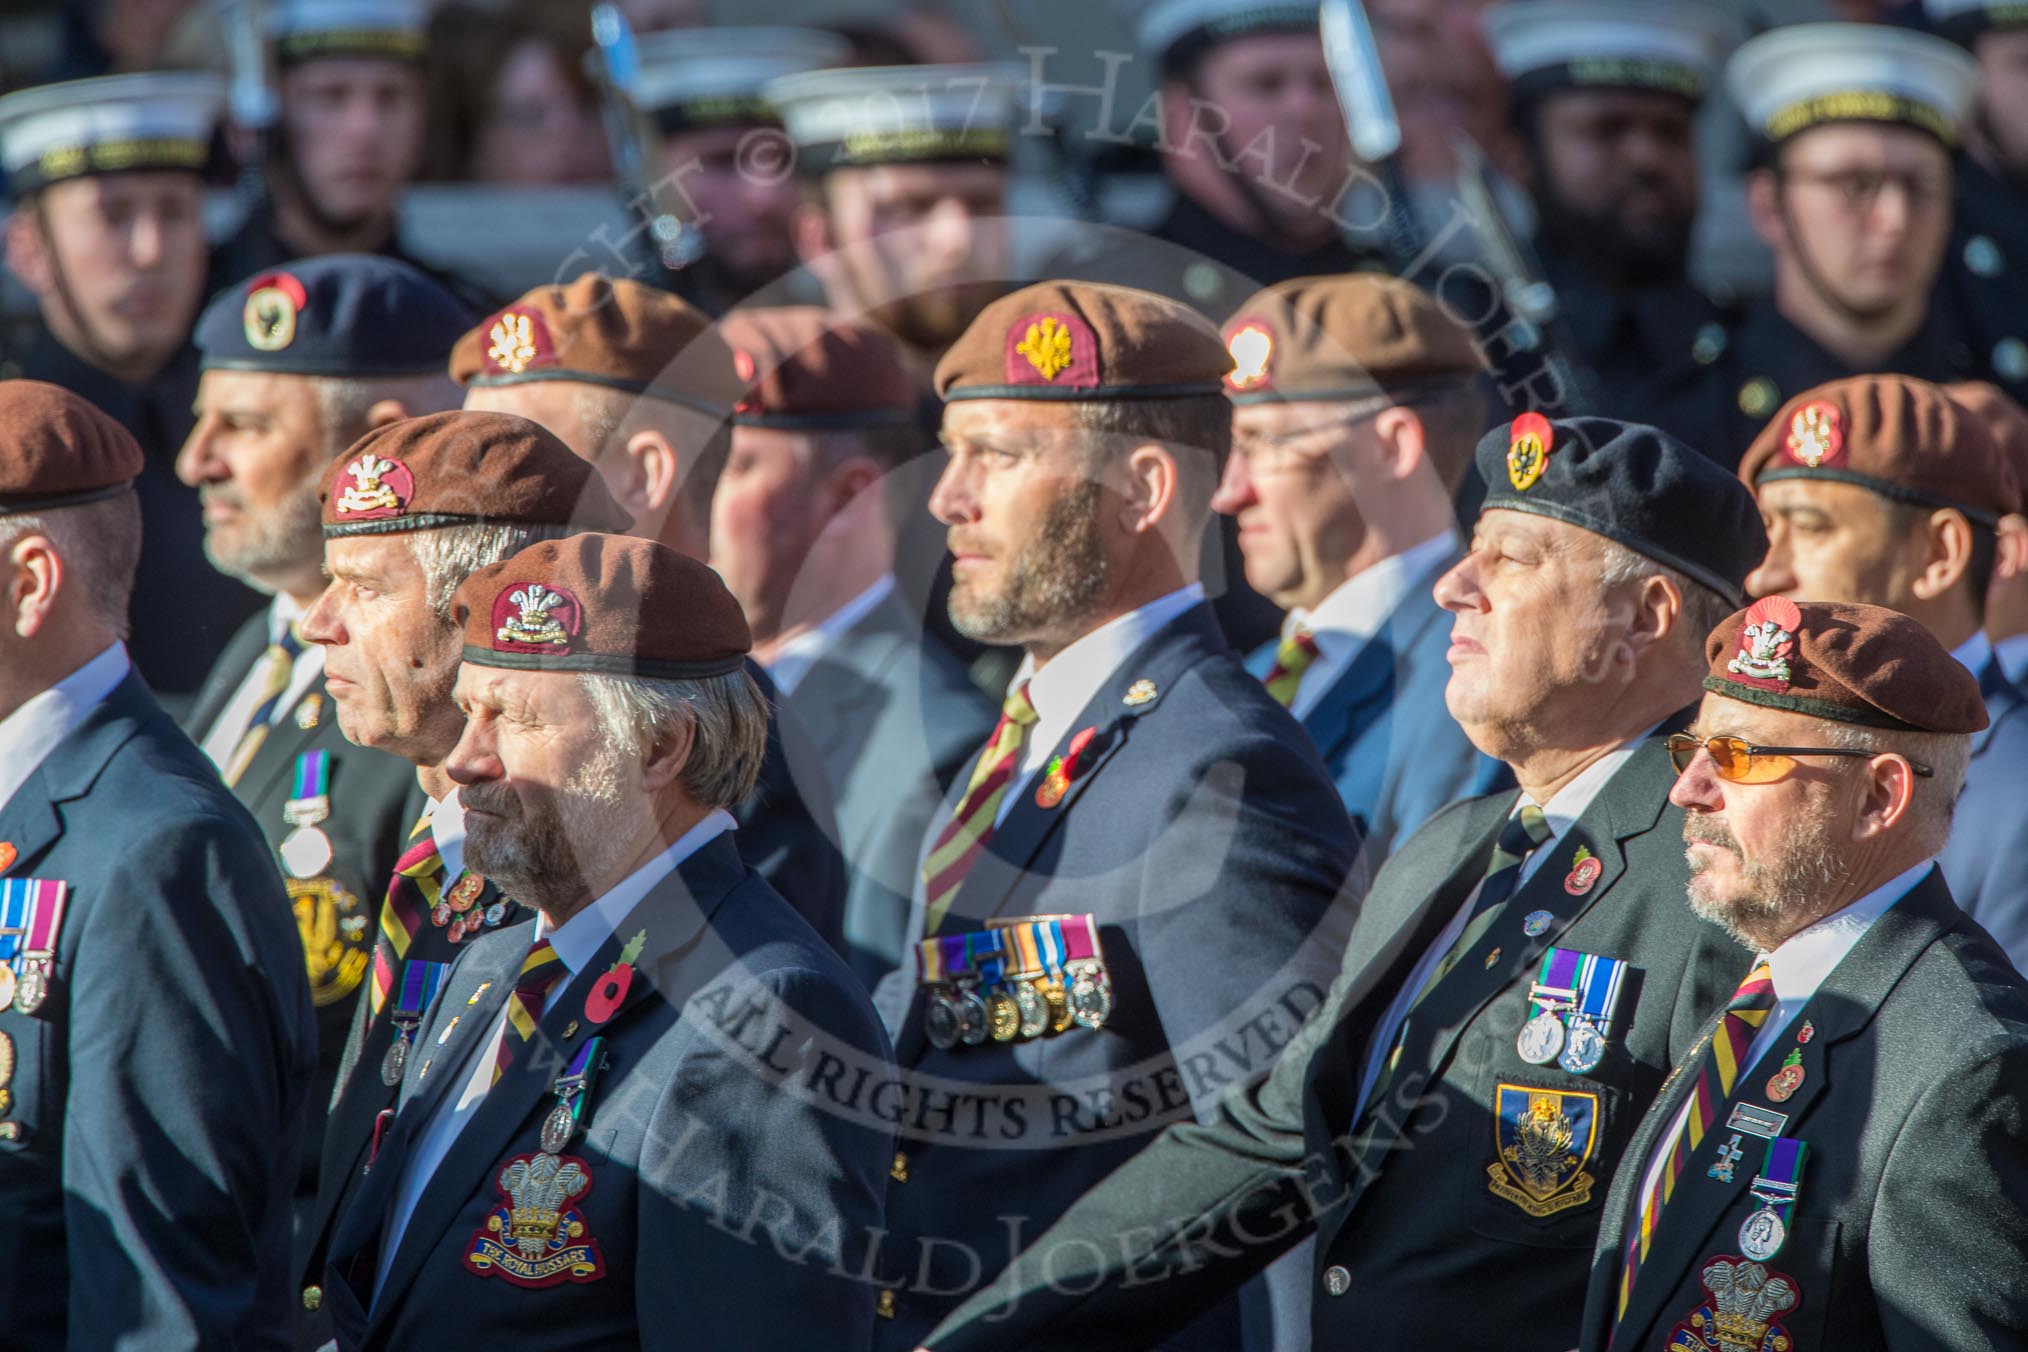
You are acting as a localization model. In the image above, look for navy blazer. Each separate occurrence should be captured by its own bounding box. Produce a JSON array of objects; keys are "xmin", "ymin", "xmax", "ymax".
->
[
  {"xmin": 742, "ymin": 659, "xmax": 849, "ymax": 957},
  {"xmin": 783, "ymin": 587, "xmax": 998, "ymax": 988},
  {"xmin": 1939, "ymin": 656, "xmax": 2028, "ymax": 972},
  {"xmin": 0, "ymin": 671, "xmax": 315, "ymax": 1349},
  {"xmin": 323, "ymin": 831, "xmax": 894, "ymax": 1350},
  {"xmin": 1245, "ymin": 580, "xmax": 1506, "ymax": 867},
  {"xmin": 872, "ymin": 603, "xmax": 1365, "ymax": 1349}
]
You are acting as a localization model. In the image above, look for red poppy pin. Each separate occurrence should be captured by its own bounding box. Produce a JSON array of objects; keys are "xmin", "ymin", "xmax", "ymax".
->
[
  {"xmin": 584, "ymin": 930, "xmax": 647, "ymax": 1024},
  {"xmin": 1036, "ymin": 726, "xmax": 1100, "ymax": 809},
  {"xmin": 0, "ymin": 842, "xmax": 14, "ymax": 875},
  {"xmin": 1564, "ymin": 845, "xmax": 1603, "ymax": 896}
]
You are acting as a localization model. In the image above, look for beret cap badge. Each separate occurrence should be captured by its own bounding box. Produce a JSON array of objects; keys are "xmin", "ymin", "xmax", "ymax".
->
[
  {"xmin": 1784, "ymin": 400, "xmax": 1843, "ymax": 469},
  {"xmin": 1726, "ymin": 596, "xmax": 1803, "ymax": 693},
  {"xmin": 492, "ymin": 582, "xmax": 583, "ymax": 653},
  {"xmin": 1507, "ymin": 412, "xmax": 1554, "ymax": 491},
  {"xmin": 485, "ymin": 309, "xmax": 553, "ymax": 377},
  {"xmin": 333, "ymin": 452, "xmax": 414, "ymax": 520},
  {"xmin": 1017, "ymin": 316, "xmax": 1074, "ymax": 380},
  {"xmin": 1224, "ymin": 320, "xmax": 1273, "ymax": 392},
  {"xmin": 1003, "ymin": 312, "xmax": 1099, "ymax": 389},
  {"xmin": 243, "ymin": 272, "xmax": 307, "ymax": 353}
]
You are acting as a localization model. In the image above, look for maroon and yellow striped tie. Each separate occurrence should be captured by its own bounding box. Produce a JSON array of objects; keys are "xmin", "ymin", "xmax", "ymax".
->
[
  {"xmin": 367, "ymin": 810, "xmax": 443, "ymax": 1019},
  {"xmin": 1616, "ymin": 960, "xmax": 1777, "ymax": 1322},
  {"xmin": 1263, "ymin": 627, "xmax": 1319, "ymax": 708},
  {"xmin": 920, "ymin": 681, "xmax": 1038, "ymax": 935},
  {"xmin": 493, "ymin": 937, "xmax": 566, "ymax": 1084}
]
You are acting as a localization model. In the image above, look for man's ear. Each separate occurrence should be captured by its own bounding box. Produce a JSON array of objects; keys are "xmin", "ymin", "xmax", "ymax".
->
[
  {"xmin": 821, "ymin": 455, "xmax": 883, "ymax": 518},
  {"xmin": 1744, "ymin": 167, "xmax": 1786, "ymax": 251},
  {"xmin": 1993, "ymin": 512, "xmax": 2028, "ymax": 583},
  {"xmin": 1908, "ymin": 509, "xmax": 1975, "ymax": 602},
  {"xmin": 1118, "ymin": 443, "xmax": 1179, "ymax": 534},
  {"xmin": 6, "ymin": 534, "xmax": 63, "ymax": 639},
  {"xmin": 637, "ymin": 713, "xmax": 695, "ymax": 793},
  {"xmin": 611, "ymin": 428, "xmax": 680, "ymax": 522},
  {"xmin": 1852, "ymin": 751, "xmax": 1920, "ymax": 842},
  {"xmin": 364, "ymin": 398, "xmax": 410, "ymax": 431},
  {"xmin": 790, "ymin": 199, "xmax": 836, "ymax": 270},
  {"xmin": 3, "ymin": 207, "xmax": 52, "ymax": 297}
]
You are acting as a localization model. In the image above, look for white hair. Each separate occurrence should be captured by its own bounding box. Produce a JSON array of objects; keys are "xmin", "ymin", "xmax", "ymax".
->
[
  {"xmin": 1820, "ymin": 720, "xmax": 1971, "ymax": 859},
  {"xmin": 577, "ymin": 668, "xmax": 770, "ymax": 810},
  {"xmin": 312, "ymin": 373, "xmax": 463, "ymax": 449},
  {"xmin": 407, "ymin": 521, "xmax": 575, "ymax": 623},
  {"xmin": 1594, "ymin": 536, "xmax": 1737, "ymax": 650}
]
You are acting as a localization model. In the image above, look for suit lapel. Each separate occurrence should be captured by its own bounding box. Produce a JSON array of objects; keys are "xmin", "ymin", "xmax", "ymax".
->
[
  {"xmin": 0, "ymin": 675, "xmax": 157, "ymax": 875},
  {"xmin": 1299, "ymin": 585, "xmax": 1450, "ymax": 764},
  {"xmin": 231, "ymin": 693, "xmax": 323, "ymax": 814},
  {"xmin": 183, "ymin": 611, "xmax": 271, "ymax": 739}
]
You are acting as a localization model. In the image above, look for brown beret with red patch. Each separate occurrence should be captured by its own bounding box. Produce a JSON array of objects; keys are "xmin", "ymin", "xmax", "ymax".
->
[
  {"xmin": 1221, "ymin": 274, "xmax": 1484, "ymax": 404},
  {"xmin": 454, "ymin": 532, "xmax": 750, "ymax": 678},
  {"xmin": 1737, "ymin": 373, "xmax": 2022, "ymax": 526},
  {"xmin": 319, "ymin": 410, "xmax": 632, "ymax": 537},
  {"xmin": 934, "ymin": 280, "xmax": 1232, "ymax": 402},
  {"xmin": 1703, "ymin": 596, "xmax": 1987, "ymax": 733},
  {"xmin": 718, "ymin": 306, "xmax": 916, "ymax": 428},
  {"xmin": 449, "ymin": 272, "xmax": 745, "ymax": 416},
  {"xmin": 0, "ymin": 379, "xmax": 144, "ymax": 512},
  {"xmin": 1946, "ymin": 381, "xmax": 2028, "ymax": 506}
]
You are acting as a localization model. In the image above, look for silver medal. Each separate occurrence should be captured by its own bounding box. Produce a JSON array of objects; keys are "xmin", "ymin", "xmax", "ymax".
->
[
  {"xmin": 1516, "ymin": 1009, "xmax": 1566, "ymax": 1065},
  {"xmin": 279, "ymin": 826, "xmax": 334, "ymax": 880},
  {"xmin": 1738, "ymin": 1207, "xmax": 1786, "ymax": 1262},
  {"xmin": 957, "ymin": 989, "xmax": 991, "ymax": 1045},
  {"xmin": 1069, "ymin": 970, "xmax": 1112, "ymax": 1030},
  {"xmin": 541, "ymin": 1102, "xmax": 576, "ymax": 1155},
  {"xmin": 1014, "ymin": 980, "xmax": 1049, "ymax": 1039},
  {"xmin": 925, "ymin": 990, "xmax": 962, "ymax": 1050},
  {"xmin": 1558, "ymin": 1017, "xmax": 1607, "ymax": 1075},
  {"xmin": 380, "ymin": 1033, "xmax": 410, "ymax": 1086}
]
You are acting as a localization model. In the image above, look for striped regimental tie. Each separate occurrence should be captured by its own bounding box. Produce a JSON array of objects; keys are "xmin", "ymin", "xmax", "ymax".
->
[
  {"xmin": 493, "ymin": 937, "xmax": 566, "ymax": 1084},
  {"xmin": 920, "ymin": 681, "xmax": 1039, "ymax": 936},
  {"xmin": 1615, "ymin": 960, "xmax": 1778, "ymax": 1323},
  {"xmin": 1262, "ymin": 626, "xmax": 1320, "ymax": 708},
  {"xmin": 367, "ymin": 810, "xmax": 445, "ymax": 1020},
  {"xmin": 222, "ymin": 625, "xmax": 305, "ymax": 787}
]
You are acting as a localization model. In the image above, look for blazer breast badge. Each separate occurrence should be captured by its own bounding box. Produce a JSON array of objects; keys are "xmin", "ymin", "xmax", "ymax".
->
[{"xmin": 1486, "ymin": 1084, "xmax": 1598, "ymax": 1218}]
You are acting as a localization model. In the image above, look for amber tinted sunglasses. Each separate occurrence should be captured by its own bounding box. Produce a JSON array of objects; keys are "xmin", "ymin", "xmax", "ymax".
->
[{"xmin": 1665, "ymin": 733, "xmax": 1933, "ymax": 784}]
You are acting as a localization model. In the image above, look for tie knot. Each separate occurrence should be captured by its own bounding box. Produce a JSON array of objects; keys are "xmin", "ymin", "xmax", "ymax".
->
[
  {"xmin": 1278, "ymin": 627, "xmax": 1319, "ymax": 665},
  {"xmin": 517, "ymin": 938, "xmax": 562, "ymax": 988},
  {"xmin": 1003, "ymin": 680, "xmax": 1038, "ymax": 727},
  {"xmin": 1499, "ymin": 804, "xmax": 1552, "ymax": 856},
  {"xmin": 1731, "ymin": 960, "xmax": 1777, "ymax": 1012},
  {"xmin": 273, "ymin": 624, "xmax": 305, "ymax": 661}
]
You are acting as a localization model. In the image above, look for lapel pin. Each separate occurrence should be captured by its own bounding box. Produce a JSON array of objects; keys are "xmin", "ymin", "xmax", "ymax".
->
[
  {"xmin": 1036, "ymin": 726, "xmax": 1099, "ymax": 809},
  {"xmin": 1564, "ymin": 846, "xmax": 1603, "ymax": 896},
  {"xmin": 1796, "ymin": 1021, "xmax": 1814, "ymax": 1045},
  {"xmin": 1123, "ymin": 679, "xmax": 1158, "ymax": 707},
  {"xmin": 585, "ymin": 930, "xmax": 645, "ymax": 1025},
  {"xmin": 1484, "ymin": 947, "xmax": 1502, "ymax": 969},
  {"xmin": 1522, "ymin": 910, "xmax": 1553, "ymax": 937},
  {"xmin": 294, "ymin": 693, "xmax": 324, "ymax": 730},
  {"xmin": 0, "ymin": 843, "xmax": 15, "ymax": 874},
  {"xmin": 1765, "ymin": 1048, "xmax": 1805, "ymax": 1102}
]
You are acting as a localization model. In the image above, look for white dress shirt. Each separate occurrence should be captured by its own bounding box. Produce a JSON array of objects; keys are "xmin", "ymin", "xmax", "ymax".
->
[
  {"xmin": 1632, "ymin": 859, "xmax": 1933, "ymax": 1219},
  {"xmin": 1354, "ymin": 736, "xmax": 1648, "ymax": 1112},
  {"xmin": 199, "ymin": 593, "xmax": 325, "ymax": 770},
  {"xmin": 0, "ymin": 642, "xmax": 130, "ymax": 815},
  {"xmin": 427, "ymin": 791, "xmax": 466, "ymax": 886},
  {"xmin": 1281, "ymin": 530, "xmax": 1458, "ymax": 719},
  {"xmin": 1001, "ymin": 582, "xmax": 1206, "ymax": 825},
  {"xmin": 766, "ymin": 575, "xmax": 897, "ymax": 697},
  {"xmin": 374, "ymin": 808, "xmax": 736, "ymax": 1301},
  {"xmin": 1995, "ymin": 633, "xmax": 2028, "ymax": 691}
]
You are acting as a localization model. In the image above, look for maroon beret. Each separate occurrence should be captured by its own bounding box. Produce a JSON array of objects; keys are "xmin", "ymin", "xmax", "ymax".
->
[
  {"xmin": 1222, "ymin": 274, "xmax": 1484, "ymax": 404},
  {"xmin": 719, "ymin": 306, "xmax": 916, "ymax": 429},
  {"xmin": 0, "ymin": 379, "xmax": 144, "ymax": 512},
  {"xmin": 454, "ymin": 532, "xmax": 751, "ymax": 679},
  {"xmin": 320, "ymin": 410, "xmax": 633, "ymax": 537},
  {"xmin": 1946, "ymin": 382, "xmax": 2028, "ymax": 509},
  {"xmin": 1703, "ymin": 597, "xmax": 1987, "ymax": 734},
  {"xmin": 934, "ymin": 280, "xmax": 1232, "ymax": 402}
]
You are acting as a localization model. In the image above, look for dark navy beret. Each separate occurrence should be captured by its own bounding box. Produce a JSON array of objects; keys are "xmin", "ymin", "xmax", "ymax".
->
[
  {"xmin": 1474, "ymin": 413, "xmax": 1767, "ymax": 606},
  {"xmin": 197, "ymin": 253, "xmax": 472, "ymax": 377}
]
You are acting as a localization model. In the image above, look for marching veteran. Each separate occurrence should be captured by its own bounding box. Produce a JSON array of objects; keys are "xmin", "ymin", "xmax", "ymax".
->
[
  {"xmin": 914, "ymin": 414, "xmax": 1767, "ymax": 1352},
  {"xmin": 292, "ymin": 409, "xmax": 633, "ymax": 1340},
  {"xmin": 454, "ymin": 274, "xmax": 847, "ymax": 946},
  {"xmin": 0, "ymin": 381, "xmax": 315, "ymax": 1348},
  {"xmin": 871, "ymin": 280, "xmax": 1364, "ymax": 1350},
  {"xmin": 321, "ymin": 532, "xmax": 893, "ymax": 1349},
  {"xmin": 1215, "ymin": 274, "xmax": 1503, "ymax": 868},
  {"xmin": 1580, "ymin": 600, "xmax": 2028, "ymax": 1351},
  {"xmin": 1735, "ymin": 373, "xmax": 2028, "ymax": 968}
]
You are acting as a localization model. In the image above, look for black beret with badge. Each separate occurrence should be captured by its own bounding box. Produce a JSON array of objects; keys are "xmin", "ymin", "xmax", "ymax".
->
[
  {"xmin": 1475, "ymin": 413, "xmax": 1769, "ymax": 605},
  {"xmin": 196, "ymin": 253, "xmax": 473, "ymax": 377}
]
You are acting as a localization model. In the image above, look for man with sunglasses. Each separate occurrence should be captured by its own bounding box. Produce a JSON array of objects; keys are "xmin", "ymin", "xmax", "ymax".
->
[
  {"xmin": 1735, "ymin": 372, "xmax": 2028, "ymax": 971},
  {"xmin": 1581, "ymin": 599, "xmax": 2028, "ymax": 1352},
  {"xmin": 1214, "ymin": 275, "xmax": 1504, "ymax": 871},
  {"xmin": 913, "ymin": 415, "xmax": 1769, "ymax": 1352}
]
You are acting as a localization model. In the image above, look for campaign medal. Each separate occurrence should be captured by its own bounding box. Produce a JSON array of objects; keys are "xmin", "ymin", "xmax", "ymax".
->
[
  {"xmin": 1517, "ymin": 947, "xmax": 1579, "ymax": 1065},
  {"xmin": 925, "ymin": 992, "xmax": 963, "ymax": 1050},
  {"xmin": 1557, "ymin": 953, "xmax": 1627, "ymax": 1076},
  {"xmin": 584, "ymin": 931, "xmax": 645, "ymax": 1025},
  {"xmin": 279, "ymin": 752, "xmax": 335, "ymax": 881},
  {"xmin": 0, "ymin": 878, "xmax": 68, "ymax": 1017},
  {"xmin": 1063, "ymin": 914, "xmax": 1112, "ymax": 1030},
  {"xmin": 918, "ymin": 934, "xmax": 965, "ymax": 1051},
  {"xmin": 1517, "ymin": 1011, "xmax": 1566, "ymax": 1066},
  {"xmin": 542, "ymin": 1037, "xmax": 607, "ymax": 1156},
  {"xmin": 0, "ymin": 1029, "xmax": 14, "ymax": 1115},
  {"xmin": 0, "ymin": 965, "xmax": 14, "ymax": 1012},
  {"xmin": 956, "ymin": 987, "xmax": 990, "ymax": 1045},
  {"xmin": 382, "ymin": 959, "xmax": 450, "ymax": 1086},
  {"xmin": 1738, "ymin": 1136, "xmax": 1807, "ymax": 1262},
  {"xmin": 1765, "ymin": 1048, "xmax": 1805, "ymax": 1102},
  {"xmin": 1007, "ymin": 921, "xmax": 1053, "ymax": 1038}
]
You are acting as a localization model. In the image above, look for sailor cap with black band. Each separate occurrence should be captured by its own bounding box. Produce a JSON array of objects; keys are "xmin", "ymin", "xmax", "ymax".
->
[
  {"xmin": 764, "ymin": 63, "xmax": 1025, "ymax": 174},
  {"xmin": 0, "ymin": 72, "xmax": 222, "ymax": 198},
  {"xmin": 1727, "ymin": 21, "xmax": 1978, "ymax": 149},
  {"xmin": 270, "ymin": 0, "xmax": 428, "ymax": 65},
  {"xmin": 1137, "ymin": 0, "xmax": 1320, "ymax": 76},
  {"xmin": 0, "ymin": 379, "xmax": 145, "ymax": 514},
  {"xmin": 1482, "ymin": 0, "xmax": 1740, "ymax": 107},
  {"xmin": 634, "ymin": 27, "xmax": 850, "ymax": 136},
  {"xmin": 1922, "ymin": 0, "xmax": 2028, "ymax": 47}
]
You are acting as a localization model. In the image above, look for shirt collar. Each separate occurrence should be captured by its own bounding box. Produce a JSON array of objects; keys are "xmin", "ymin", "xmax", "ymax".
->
[
  {"xmin": 268, "ymin": 591, "xmax": 307, "ymax": 646},
  {"xmin": 0, "ymin": 642, "xmax": 130, "ymax": 816},
  {"xmin": 1952, "ymin": 629, "xmax": 1995, "ymax": 681},
  {"xmin": 1283, "ymin": 530, "xmax": 1458, "ymax": 651},
  {"xmin": 767, "ymin": 575, "xmax": 898, "ymax": 697},
  {"xmin": 429, "ymin": 790, "xmax": 466, "ymax": 885},
  {"xmin": 1759, "ymin": 858, "xmax": 1934, "ymax": 1007},
  {"xmin": 1013, "ymin": 583, "xmax": 1205, "ymax": 728},
  {"xmin": 543, "ymin": 808, "xmax": 737, "ymax": 979},
  {"xmin": 1514, "ymin": 724, "xmax": 1659, "ymax": 848},
  {"xmin": 1995, "ymin": 632, "xmax": 2028, "ymax": 691}
]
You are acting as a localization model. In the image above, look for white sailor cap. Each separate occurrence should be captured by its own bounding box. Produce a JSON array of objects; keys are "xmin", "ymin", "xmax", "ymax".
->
[
  {"xmin": 634, "ymin": 27, "xmax": 850, "ymax": 134},
  {"xmin": 764, "ymin": 63, "xmax": 1025, "ymax": 174},
  {"xmin": 0, "ymin": 72, "xmax": 223, "ymax": 197},
  {"xmin": 1482, "ymin": 0, "xmax": 1740, "ymax": 106},
  {"xmin": 1136, "ymin": 0, "xmax": 1319, "ymax": 74},
  {"xmin": 1728, "ymin": 22, "xmax": 1978, "ymax": 147},
  {"xmin": 269, "ymin": 0, "xmax": 429, "ymax": 65},
  {"xmin": 1921, "ymin": 0, "xmax": 2028, "ymax": 45}
]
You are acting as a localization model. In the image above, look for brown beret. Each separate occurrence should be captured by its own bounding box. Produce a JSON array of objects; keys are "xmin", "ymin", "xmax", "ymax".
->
[
  {"xmin": 449, "ymin": 273, "xmax": 744, "ymax": 416},
  {"xmin": 319, "ymin": 410, "xmax": 633, "ymax": 538},
  {"xmin": 1221, "ymin": 275, "xmax": 1484, "ymax": 405},
  {"xmin": 454, "ymin": 532, "xmax": 750, "ymax": 679},
  {"xmin": 1946, "ymin": 382, "xmax": 2028, "ymax": 511},
  {"xmin": 1738, "ymin": 374, "xmax": 2022, "ymax": 527},
  {"xmin": 0, "ymin": 380, "xmax": 144, "ymax": 513},
  {"xmin": 1703, "ymin": 596, "xmax": 1987, "ymax": 734},
  {"xmin": 934, "ymin": 280, "xmax": 1232, "ymax": 402},
  {"xmin": 719, "ymin": 306, "xmax": 916, "ymax": 429}
]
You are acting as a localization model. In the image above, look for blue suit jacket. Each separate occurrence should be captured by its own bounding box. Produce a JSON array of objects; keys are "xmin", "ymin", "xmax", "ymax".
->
[
  {"xmin": 1940, "ymin": 657, "xmax": 2028, "ymax": 972},
  {"xmin": 872, "ymin": 604, "xmax": 1365, "ymax": 1350},
  {"xmin": 1245, "ymin": 582, "xmax": 1506, "ymax": 867},
  {"xmin": 324, "ymin": 832, "xmax": 894, "ymax": 1350},
  {"xmin": 784, "ymin": 588, "xmax": 998, "ymax": 989},
  {"xmin": 0, "ymin": 672, "xmax": 315, "ymax": 1349},
  {"xmin": 742, "ymin": 659, "xmax": 849, "ymax": 956}
]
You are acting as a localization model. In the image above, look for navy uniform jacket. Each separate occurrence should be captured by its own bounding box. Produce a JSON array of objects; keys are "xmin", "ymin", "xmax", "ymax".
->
[
  {"xmin": 744, "ymin": 659, "xmax": 848, "ymax": 955},
  {"xmin": 1939, "ymin": 655, "xmax": 2028, "ymax": 972},
  {"xmin": 1935, "ymin": 155, "xmax": 2028, "ymax": 398},
  {"xmin": 0, "ymin": 672, "xmax": 316, "ymax": 1349},
  {"xmin": 1244, "ymin": 581, "xmax": 1506, "ymax": 868},
  {"xmin": 322, "ymin": 832, "xmax": 894, "ymax": 1350},
  {"xmin": 1581, "ymin": 868, "xmax": 2028, "ymax": 1351},
  {"xmin": 917, "ymin": 724, "xmax": 1748, "ymax": 1352},
  {"xmin": 782, "ymin": 587, "xmax": 998, "ymax": 988},
  {"xmin": 872, "ymin": 603, "xmax": 1364, "ymax": 1349}
]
